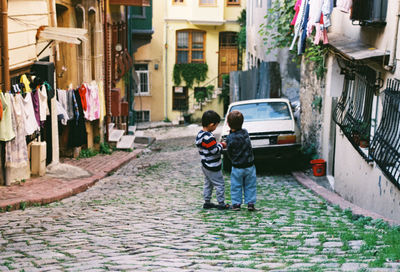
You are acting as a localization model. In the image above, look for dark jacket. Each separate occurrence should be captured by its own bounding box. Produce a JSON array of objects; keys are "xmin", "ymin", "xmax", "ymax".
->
[{"xmin": 226, "ymin": 129, "xmax": 254, "ymax": 168}]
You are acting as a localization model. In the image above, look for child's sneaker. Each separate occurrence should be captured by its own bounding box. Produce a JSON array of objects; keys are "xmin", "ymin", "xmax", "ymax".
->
[
  {"xmin": 232, "ymin": 204, "xmax": 241, "ymax": 211},
  {"xmin": 217, "ymin": 203, "xmax": 231, "ymax": 210},
  {"xmin": 203, "ymin": 202, "xmax": 217, "ymax": 209},
  {"xmin": 248, "ymin": 203, "xmax": 256, "ymax": 211}
]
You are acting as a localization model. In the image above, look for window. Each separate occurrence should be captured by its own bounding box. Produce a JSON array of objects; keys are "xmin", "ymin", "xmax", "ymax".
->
[
  {"xmin": 256, "ymin": 0, "xmax": 262, "ymax": 7},
  {"xmin": 134, "ymin": 64, "xmax": 149, "ymax": 95},
  {"xmin": 231, "ymin": 102, "xmax": 291, "ymax": 121},
  {"xmin": 370, "ymin": 79, "xmax": 400, "ymax": 189},
  {"xmin": 199, "ymin": 0, "xmax": 216, "ymax": 6},
  {"xmin": 173, "ymin": 0, "xmax": 184, "ymax": 4},
  {"xmin": 176, "ymin": 30, "xmax": 205, "ymax": 64},
  {"xmin": 219, "ymin": 32, "xmax": 238, "ymax": 47},
  {"xmin": 227, "ymin": 0, "xmax": 240, "ymax": 5},
  {"xmin": 173, "ymin": 86, "xmax": 188, "ymax": 111},
  {"xmin": 333, "ymin": 64, "xmax": 376, "ymax": 160},
  {"xmin": 136, "ymin": 110, "xmax": 150, "ymax": 122}
]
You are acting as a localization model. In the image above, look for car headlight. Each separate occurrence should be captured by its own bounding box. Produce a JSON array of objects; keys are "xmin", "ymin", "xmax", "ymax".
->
[{"xmin": 277, "ymin": 134, "xmax": 296, "ymax": 144}]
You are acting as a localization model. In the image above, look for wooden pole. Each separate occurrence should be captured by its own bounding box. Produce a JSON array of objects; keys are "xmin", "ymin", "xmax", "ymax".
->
[{"xmin": 1, "ymin": 0, "xmax": 10, "ymax": 91}]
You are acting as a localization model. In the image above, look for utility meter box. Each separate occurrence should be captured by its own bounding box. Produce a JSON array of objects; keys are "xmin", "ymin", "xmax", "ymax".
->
[{"xmin": 31, "ymin": 141, "xmax": 47, "ymax": 176}]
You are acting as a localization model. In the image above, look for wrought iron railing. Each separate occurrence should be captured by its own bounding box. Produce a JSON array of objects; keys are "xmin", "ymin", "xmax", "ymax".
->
[
  {"xmin": 333, "ymin": 66, "xmax": 376, "ymax": 161},
  {"xmin": 370, "ymin": 79, "xmax": 400, "ymax": 189}
]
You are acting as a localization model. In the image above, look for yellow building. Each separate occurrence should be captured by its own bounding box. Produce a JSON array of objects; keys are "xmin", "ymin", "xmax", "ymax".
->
[{"xmin": 135, "ymin": 0, "xmax": 245, "ymax": 123}]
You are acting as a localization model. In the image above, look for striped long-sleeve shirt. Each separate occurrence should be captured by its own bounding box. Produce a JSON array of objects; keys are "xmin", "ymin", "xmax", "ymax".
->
[{"xmin": 195, "ymin": 130, "xmax": 223, "ymax": 171}]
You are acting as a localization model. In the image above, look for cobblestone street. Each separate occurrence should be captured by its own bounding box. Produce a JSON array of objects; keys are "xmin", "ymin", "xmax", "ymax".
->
[{"xmin": 0, "ymin": 129, "xmax": 399, "ymax": 271}]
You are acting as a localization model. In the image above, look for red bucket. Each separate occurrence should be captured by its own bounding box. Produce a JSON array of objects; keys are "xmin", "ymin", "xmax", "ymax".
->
[{"xmin": 310, "ymin": 159, "xmax": 326, "ymax": 176}]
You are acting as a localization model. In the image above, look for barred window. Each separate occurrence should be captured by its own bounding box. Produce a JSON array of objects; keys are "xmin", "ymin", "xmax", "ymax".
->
[
  {"xmin": 333, "ymin": 65, "xmax": 376, "ymax": 161},
  {"xmin": 370, "ymin": 79, "xmax": 400, "ymax": 189},
  {"xmin": 173, "ymin": 86, "xmax": 188, "ymax": 111},
  {"xmin": 136, "ymin": 110, "xmax": 150, "ymax": 122}
]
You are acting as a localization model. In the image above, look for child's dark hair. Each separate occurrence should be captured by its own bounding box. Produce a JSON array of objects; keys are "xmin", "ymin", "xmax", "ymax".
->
[
  {"xmin": 227, "ymin": 110, "xmax": 243, "ymax": 130},
  {"xmin": 202, "ymin": 110, "xmax": 221, "ymax": 127}
]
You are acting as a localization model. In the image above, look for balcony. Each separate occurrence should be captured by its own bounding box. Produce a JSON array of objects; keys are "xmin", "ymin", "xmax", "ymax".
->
[{"xmin": 129, "ymin": 4, "xmax": 153, "ymax": 40}]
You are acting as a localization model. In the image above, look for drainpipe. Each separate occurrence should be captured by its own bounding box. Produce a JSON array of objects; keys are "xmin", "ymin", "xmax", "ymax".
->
[
  {"xmin": 1, "ymin": 0, "xmax": 10, "ymax": 91},
  {"xmin": 127, "ymin": 6, "xmax": 134, "ymax": 127},
  {"xmin": 164, "ymin": 0, "xmax": 168, "ymax": 120},
  {"xmin": 49, "ymin": 0, "xmax": 60, "ymax": 164},
  {"xmin": 103, "ymin": 0, "xmax": 111, "ymax": 142},
  {"xmin": 384, "ymin": 0, "xmax": 400, "ymax": 72}
]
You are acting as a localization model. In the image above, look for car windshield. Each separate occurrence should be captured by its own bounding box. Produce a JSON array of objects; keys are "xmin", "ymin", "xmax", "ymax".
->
[{"xmin": 230, "ymin": 102, "xmax": 292, "ymax": 121}]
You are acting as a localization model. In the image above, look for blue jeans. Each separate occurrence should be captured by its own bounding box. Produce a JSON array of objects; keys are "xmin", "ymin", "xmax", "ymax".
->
[{"xmin": 230, "ymin": 165, "xmax": 256, "ymax": 205}]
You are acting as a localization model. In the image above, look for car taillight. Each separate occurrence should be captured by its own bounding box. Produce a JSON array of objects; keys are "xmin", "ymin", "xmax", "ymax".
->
[{"xmin": 277, "ymin": 135, "xmax": 296, "ymax": 144}]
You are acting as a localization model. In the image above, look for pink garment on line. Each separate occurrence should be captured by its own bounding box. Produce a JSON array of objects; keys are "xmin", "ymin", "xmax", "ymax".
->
[
  {"xmin": 291, "ymin": 0, "xmax": 302, "ymax": 26},
  {"xmin": 313, "ymin": 23, "xmax": 329, "ymax": 45},
  {"xmin": 84, "ymin": 82, "xmax": 100, "ymax": 121}
]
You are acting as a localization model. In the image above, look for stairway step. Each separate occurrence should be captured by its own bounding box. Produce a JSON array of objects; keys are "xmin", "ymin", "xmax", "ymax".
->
[
  {"xmin": 128, "ymin": 125, "xmax": 136, "ymax": 135},
  {"xmin": 108, "ymin": 129, "xmax": 124, "ymax": 142},
  {"xmin": 116, "ymin": 135, "xmax": 135, "ymax": 149}
]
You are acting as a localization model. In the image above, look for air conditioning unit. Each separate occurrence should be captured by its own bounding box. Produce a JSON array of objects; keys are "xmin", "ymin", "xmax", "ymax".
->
[{"xmin": 351, "ymin": 0, "xmax": 388, "ymax": 26}]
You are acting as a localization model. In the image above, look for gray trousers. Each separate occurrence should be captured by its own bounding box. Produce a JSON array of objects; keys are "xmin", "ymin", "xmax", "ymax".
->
[{"xmin": 201, "ymin": 166, "xmax": 225, "ymax": 204}]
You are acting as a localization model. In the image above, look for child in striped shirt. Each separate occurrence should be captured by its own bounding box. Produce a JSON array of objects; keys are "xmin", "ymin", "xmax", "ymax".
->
[{"xmin": 195, "ymin": 110, "xmax": 230, "ymax": 210}]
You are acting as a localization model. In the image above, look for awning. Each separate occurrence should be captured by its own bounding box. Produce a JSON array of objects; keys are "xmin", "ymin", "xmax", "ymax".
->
[
  {"xmin": 328, "ymin": 33, "xmax": 389, "ymax": 61},
  {"xmin": 36, "ymin": 26, "xmax": 87, "ymax": 45}
]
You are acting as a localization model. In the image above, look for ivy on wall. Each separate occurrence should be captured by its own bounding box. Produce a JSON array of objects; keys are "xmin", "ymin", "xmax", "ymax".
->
[
  {"xmin": 237, "ymin": 9, "xmax": 246, "ymax": 52},
  {"xmin": 173, "ymin": 63, "xmax": 208, "ymax": 89}
]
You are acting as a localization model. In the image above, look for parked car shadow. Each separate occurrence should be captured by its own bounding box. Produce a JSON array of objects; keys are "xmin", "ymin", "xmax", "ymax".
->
[{"xmin": 254, "ymin": 153, "xmax": 310, "ymax": 175}]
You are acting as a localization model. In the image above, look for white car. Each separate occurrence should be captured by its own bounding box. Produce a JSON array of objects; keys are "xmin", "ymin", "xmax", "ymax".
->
[{"xmin": 220, "ymin": 98, "xmax": 301, "ymax": 170}]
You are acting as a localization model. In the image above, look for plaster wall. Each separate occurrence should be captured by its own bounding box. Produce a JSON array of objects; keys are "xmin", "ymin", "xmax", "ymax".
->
[
  {"xmin": 329, "ymin": 4, "xmax": 396, "ymax": 51},
  {"xmin": 320, "ymin": 55, "xmax": 343, "ymax": 175},
  {"xmin": 133, "ymin": 0, "xmax": 165, "ymax": 121},
  {"xmin": 167, "ymin": 0, "xmax": 230, "ymax": 23},
  {"xmin": 334, "ymin": 128, "xmax": 400, "ymax": 221},
  {"xmin": 224, "ymin": 1, "xmax": 244, "ymax": 21}
]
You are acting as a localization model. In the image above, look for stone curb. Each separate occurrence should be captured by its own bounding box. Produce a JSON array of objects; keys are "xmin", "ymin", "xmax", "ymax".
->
[
  {"xmin": 0, "ymin": 149, "xmax": 142, "ymax": 212},
  {"xmin": 292, "ymin": 171, "xmax": 399, "ymax": 226}
]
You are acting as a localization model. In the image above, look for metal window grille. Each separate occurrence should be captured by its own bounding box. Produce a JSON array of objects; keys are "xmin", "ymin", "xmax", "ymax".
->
[
  {"xmin": 135, "ymin": 110, "xmax": 150, "ymax": 122},
  {"xmin": 172, "ymin": 86, "xmax": 188, "ymax": 111},
  {"xmin": 333, "ymin": 65, "xmax": 376, "ymax": 160},
  {"xmin": 370, "ymin": 79, "xmax": 400, "ymax": 189}
]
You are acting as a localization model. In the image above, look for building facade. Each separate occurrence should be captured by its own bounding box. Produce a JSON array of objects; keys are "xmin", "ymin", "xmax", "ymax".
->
[
  {"xmin": 301, "ymin": 0, "xmax": 400, "ymax": 221},
  {"xmin": 162, "ymin": 0, "xmax": 245, "ymax": 123}
]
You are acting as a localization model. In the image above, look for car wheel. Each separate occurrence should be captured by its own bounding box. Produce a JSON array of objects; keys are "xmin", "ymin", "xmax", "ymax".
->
[{"xmin": 222, "ymin": 155, "xmax": 231, "ymax": 173}]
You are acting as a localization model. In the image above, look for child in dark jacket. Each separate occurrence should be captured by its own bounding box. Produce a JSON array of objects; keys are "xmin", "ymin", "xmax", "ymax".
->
[
  {"xmin": 195, "ymin": 110, "xmax": 230, "ymax": 210},
  {"xmin": 225, "ymin": 110, "xmax": 257, "ymax": 211}
]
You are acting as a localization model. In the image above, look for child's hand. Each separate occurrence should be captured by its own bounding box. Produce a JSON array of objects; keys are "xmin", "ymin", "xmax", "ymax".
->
[{"xmin": 220, "ymin": 142, "xmax": 227, "ymax": 148}]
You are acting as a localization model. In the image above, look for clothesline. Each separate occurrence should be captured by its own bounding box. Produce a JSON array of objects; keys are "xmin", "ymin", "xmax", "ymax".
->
[{"xmin": 290, "ymin": 0, "xmax": 352, "ymax": 55}]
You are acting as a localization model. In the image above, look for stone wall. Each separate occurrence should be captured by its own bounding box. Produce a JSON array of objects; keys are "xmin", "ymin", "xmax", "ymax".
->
[{"xmin": 299, "ymin": 59, "xmax": 325, "ymax": 158}]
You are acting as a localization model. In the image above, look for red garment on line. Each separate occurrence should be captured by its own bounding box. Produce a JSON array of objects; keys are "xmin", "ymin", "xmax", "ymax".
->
[{"xmin": 79, "ymin": 84, "xmax": 88, "ymax": 111}]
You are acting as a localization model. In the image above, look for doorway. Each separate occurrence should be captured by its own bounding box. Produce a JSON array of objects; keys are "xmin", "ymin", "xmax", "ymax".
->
[{"xmin": 218, "ymin": 32, "xmax": 238, "ymax": 87}]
